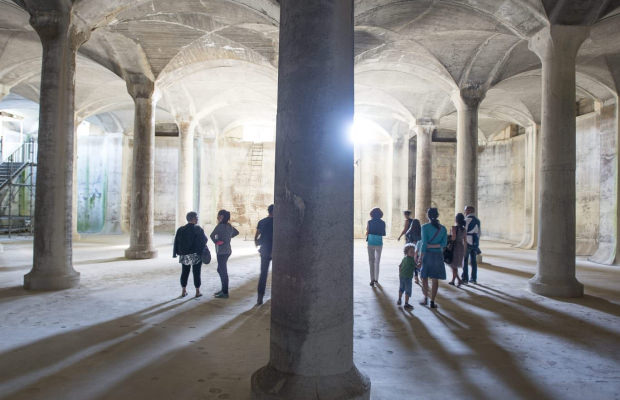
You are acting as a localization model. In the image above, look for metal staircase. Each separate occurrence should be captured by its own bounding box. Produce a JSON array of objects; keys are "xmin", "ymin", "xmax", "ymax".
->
[{"xmin": 0, "ymin": 138, "xmax": 37, "ymax": 236}]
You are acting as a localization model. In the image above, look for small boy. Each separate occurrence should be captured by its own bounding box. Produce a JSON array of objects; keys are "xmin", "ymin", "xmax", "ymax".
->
[{"xmin": 397, "ymin": 243, "xmax": 416, "ymax": 310}]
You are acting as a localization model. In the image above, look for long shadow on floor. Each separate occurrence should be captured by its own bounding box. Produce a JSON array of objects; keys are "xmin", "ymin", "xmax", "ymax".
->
[
  {"xmin": 0, "ymin": 277, "xmax": 263, "ymax": 400},
  {"xmin": 478, "ymin": 262, "xmax": 534, "ymax": 278},
  {"xmin": 454, "ymin": 283, "xmax": 620, "ymax": 360},
  {"xmin": 371, "ymin": 286, "xmax": 491, "ymax": 399},
  {"xmin": 0, "ymin": 285, "xmax": 36, "ymax": 301}
]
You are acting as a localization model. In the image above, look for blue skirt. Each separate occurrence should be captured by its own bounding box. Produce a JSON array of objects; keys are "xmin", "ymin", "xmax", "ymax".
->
[{"xmin": 421, "ymin": 251, "xmax": 446, "ymax": 280}]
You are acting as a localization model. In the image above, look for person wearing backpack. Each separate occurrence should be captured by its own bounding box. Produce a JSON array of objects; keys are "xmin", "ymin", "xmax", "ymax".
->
[{"xmin": 173, "ymin": 211, "xmax": 208, "ymax": 298}]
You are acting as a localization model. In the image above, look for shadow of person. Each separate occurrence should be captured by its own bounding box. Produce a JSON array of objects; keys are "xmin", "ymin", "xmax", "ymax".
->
[
  {"xmin": 0, "ymin": 277, "xmax": 262, "ymax": 400},
  {"xmin": 371, "ymin": 287, "xmax": 490, "ymax": 399},
  {"xmin": 431, "ymin": 295, "xmax": 556, "ymax": 400},
  {"xmin": 0, "ymin": 280, "xmax": 269, "ymax": 400}
]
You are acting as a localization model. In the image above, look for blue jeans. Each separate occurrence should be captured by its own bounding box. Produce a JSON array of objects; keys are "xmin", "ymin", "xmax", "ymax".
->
[
  {"xmin": 399, "ymin": 277, "xmax": 413, "ymax": 296},
  {"xmin": 462, "ymin": 245, "xmax": 478, "ymax": 282}
]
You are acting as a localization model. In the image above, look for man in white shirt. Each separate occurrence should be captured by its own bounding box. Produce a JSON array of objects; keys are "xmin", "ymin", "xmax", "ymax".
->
[{"xmin": 461, "ymin": 205, "xmax": 481, "ymax": 284}]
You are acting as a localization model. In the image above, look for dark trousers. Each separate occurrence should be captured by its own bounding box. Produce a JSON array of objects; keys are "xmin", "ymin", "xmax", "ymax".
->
[
  {"xmin": 462, "ymin": 246, "xmax": 478, "ymax": 282},
  {"xmin": 257, "ymin": 255, "xmax": 272, "ymax": 299},
  {"xmin": 217, "ymin": 254, "xmax": 230, "ymax": 294},
  {"xmin": 180, "ymin": 262, "xmax": 202, "ymax": 288}
]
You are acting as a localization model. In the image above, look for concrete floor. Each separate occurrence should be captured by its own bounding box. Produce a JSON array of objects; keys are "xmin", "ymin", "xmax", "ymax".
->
[{"xmin": 0, "ymin": 236, "xmax": 618, "ymax": 400}]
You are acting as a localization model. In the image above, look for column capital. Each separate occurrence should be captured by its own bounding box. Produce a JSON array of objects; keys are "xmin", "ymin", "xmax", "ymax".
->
[
  {"xmin": 528, "ymin": 25, "xmax": 590, "ymax": 62},
  {"xmin": 451, "ymin": 86, "xmax": 486, "ymax": 109},
  {"xmin": 29, "ymin": 10, "xmax": 90, "ymax": 49},
  {"xmin": 125, "ymin": 73, "xmax": 160, "ymax": 102}
]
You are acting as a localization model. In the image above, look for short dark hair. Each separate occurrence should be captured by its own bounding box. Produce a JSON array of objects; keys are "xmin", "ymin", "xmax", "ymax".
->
[
  {"xmin": 403, "ymin": 210, "xmax": 411, "ymax": 216},
  {"xmin": 268, "ymin": 204, "xmax": 274, "ymax": 214},
  {"xmin": 465, "ymin": 205, "xmax": 475, "ymax": 213},
  {"xmin": 370, "ymin": 208, "xmax": 383, "ymax": 219},
  {"xmin": 186, "ymin": 211, "xmax": 198, "ymax": 222}
]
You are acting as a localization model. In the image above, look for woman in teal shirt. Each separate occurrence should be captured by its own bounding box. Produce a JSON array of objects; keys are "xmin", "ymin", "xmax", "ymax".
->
[{"xmin": 417, "ymin": 207, "xmax": 447, "ymax": 309}]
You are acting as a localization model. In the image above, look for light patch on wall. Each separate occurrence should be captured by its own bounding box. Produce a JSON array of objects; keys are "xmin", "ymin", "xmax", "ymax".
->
[
  {"xmin": 349, "ymin": 117, "xmax": 390, "ymax": 144},
  {"xmin": 242, "ymin": 124, "xmax": 274, "ymax": 142}
]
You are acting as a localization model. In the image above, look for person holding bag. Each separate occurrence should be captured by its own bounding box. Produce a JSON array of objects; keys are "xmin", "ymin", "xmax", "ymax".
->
[
  {"xmin": 447, "ymin": 213, "xmax": 466, "ymax": 286},
  {"xmin": 173, "ymin": 211, "xmax": 208, "ymax": 298},
  {"xmin": 210, "ymin": 209, "xmax": 239, "ymax": 299},
  {"xmin": 417, "ymin": 207, "xmax": 447, "ymax": 309},
  {"xmin": 366, "ymin": 207, "xmax": 386, "ymax": 287}
]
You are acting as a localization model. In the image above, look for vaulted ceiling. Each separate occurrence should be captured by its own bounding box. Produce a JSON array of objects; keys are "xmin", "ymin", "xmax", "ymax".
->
[{"xmin": 1, "ymin": 0, "xmax": 619, "ymax": 139}]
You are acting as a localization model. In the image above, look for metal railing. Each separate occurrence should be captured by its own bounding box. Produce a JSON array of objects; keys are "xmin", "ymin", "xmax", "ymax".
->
[{"xmin": 0, "ymin": 138, "xmax": 37, "ymax": 236}]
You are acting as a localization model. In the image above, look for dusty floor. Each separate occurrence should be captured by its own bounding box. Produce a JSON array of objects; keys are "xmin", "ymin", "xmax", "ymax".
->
[{"xmin": 0, "ymin": 235, "xmax": 618, "ymax": 400}]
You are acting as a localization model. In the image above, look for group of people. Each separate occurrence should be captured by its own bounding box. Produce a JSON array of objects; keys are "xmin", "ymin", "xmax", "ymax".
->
[
  {"xmin": 172, "ymin": 203, "xmax": 481, "ymax": 310},
  {"xmin": 172, "ymin": 205, "xmax": 274, "ymax": 306},
  {"xmin": 366, "ymin": 206, "xmax": 481, "ymax": 310}
]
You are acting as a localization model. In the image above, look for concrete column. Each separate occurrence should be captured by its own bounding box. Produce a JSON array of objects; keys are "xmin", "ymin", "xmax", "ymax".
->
[
  {"xmin": 452, "ymin": 88, "xmax": 485, "ymax": 214},
  {"xmin": 176, "ymin": 120, "xmax": 194, "ymax": 227},
  {"xmin": 72, "ymin": 118, "xmax": 82, "ymax": 240},
  {"xmin": 390, "ymin": 133, "xmax": 409, "ymax": 237},
  {"xmin": 414, "ymin": 122, "xmax": 434, "ymax": 221},
  {"xmin": 251, "ymin": 1, "xmax": 370, "ymax": 399},
  {"xmin": 528, "ymin": 25, "xmax": 590, "ymax": 297},
  {"xmin": 23, "ymin": 10, "xmax": 89, "ymax": 290},
  {"xmin": 124, "ymin": 73, "xmax": 159, "ymax": 259},
  {"xmin": 518, "ymin": 124, "xmax": 540, "ymax": 249}
]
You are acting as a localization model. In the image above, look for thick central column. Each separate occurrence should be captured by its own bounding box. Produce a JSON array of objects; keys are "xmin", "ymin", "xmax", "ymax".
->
[
  {"xmin": 23, "ymin": 10, "xmax": 89, "ymax": 290},
  {"xmin": 177, "ymin": 120, "xmax": 194, "ymax": 226},
  {"xmin": 528, "ymin": 25, "xmax": 589, "ymax": 297},
  {"xmin": 414, "ymin": 122, "xmax": 434, "ymax": 221},
  {"xmin": 251, "ymin": 1, "xmax": 370, "ymax": 399},
  {"xmin": 124, "ymin": 74, "xmax": 159, "ymax": 259},
  {"xmin": 453, "ymin": 88, "xmax": 484, "ymax": 213}
]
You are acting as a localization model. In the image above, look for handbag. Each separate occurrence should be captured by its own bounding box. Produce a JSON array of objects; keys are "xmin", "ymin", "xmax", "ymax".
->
[
  {"xmin": 443, "ymin": 240, "xmax": 454, "ymax": 264},
  {"xmin": 201, "ymin": 245, "xmax": 212, "ymax": 264}
]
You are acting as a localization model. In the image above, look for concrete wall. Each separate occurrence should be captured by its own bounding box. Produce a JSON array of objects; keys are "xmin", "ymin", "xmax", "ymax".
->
[
  {"xmin": 76, "ymin": 127, "xmax": 122, "ymax": 234},
  {"xmin": 575, "ymin": 113, "xmax": 601, "ymax": 255},
  {"xmin": 354, "ymin": 141, "xmax": 393, "ymax": 238},
  {"xmin": 478, "ymin": 135, "xmax": 526, "ymax": 243},
  {"xmin": 214, "ymin": 128, "xmax": 276, "ymax": 239},
  {"xmin": 154, "ymin": 137, "xmax": 178, "ymax": 233}
]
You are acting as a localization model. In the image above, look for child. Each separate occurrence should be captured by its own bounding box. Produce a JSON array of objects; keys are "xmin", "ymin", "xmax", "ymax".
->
[{"xmin": 397, "ymin": 243, "xmax": 417, "ymax": 310}]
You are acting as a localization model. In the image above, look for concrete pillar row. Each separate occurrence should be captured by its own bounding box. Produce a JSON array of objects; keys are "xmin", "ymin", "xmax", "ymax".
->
[
  {"xmin": 23, "ymin": 10, "xmax": 90, "ymax": 290},
  {"xmin": 452, "ymin": 88, "xmax": 485, "ymax": 214},
  {"xmin": 251, "ymin": 0, "xmax": 370, "ymax": 399},
  {"xmin": 528, "ymin": 25, "xmax": 590, "ymax": 297},
  {"xmin": 124, "ymin": 73, "xmax": 160, "ymax": 260},
  {"xmin": 414, "ymin": 122, "xmax": 434, "ymax": 222},
  {"xmin": 176, "ymin": 120, "xmax": 195, "ymax": 227}
]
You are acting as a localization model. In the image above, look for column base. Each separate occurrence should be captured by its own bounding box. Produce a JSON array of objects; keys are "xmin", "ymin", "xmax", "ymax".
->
[
  {"xmin": 24, "ymin": 269, "xmax": 80, "ymax": 290},
  {"xmin": 529, "ymin": 275, "xmax": 584, "ymax": 298},
  {"xmin": 251, "ymin": 365, "xmax": 370, "ymax": 400},
  {"xmin": 125, "ymin": 247, "xmax": 158, "ymax": 259}
]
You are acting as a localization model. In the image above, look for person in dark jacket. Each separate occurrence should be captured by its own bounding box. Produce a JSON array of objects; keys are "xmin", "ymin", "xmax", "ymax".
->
[
  {"xmin": 173, "ymin": 211, "xmax": 207, "ymax": 298},
  {"xmin": 254, "ymin": 204, "xmax": 274, "ymax": 305},
  {"xmin": 210, "ymin": 209, "xmax": 239, "ymax": 299},
  {"xmin": 366, "ymin": 207, "xmax": 386, "ymax": 287}
]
